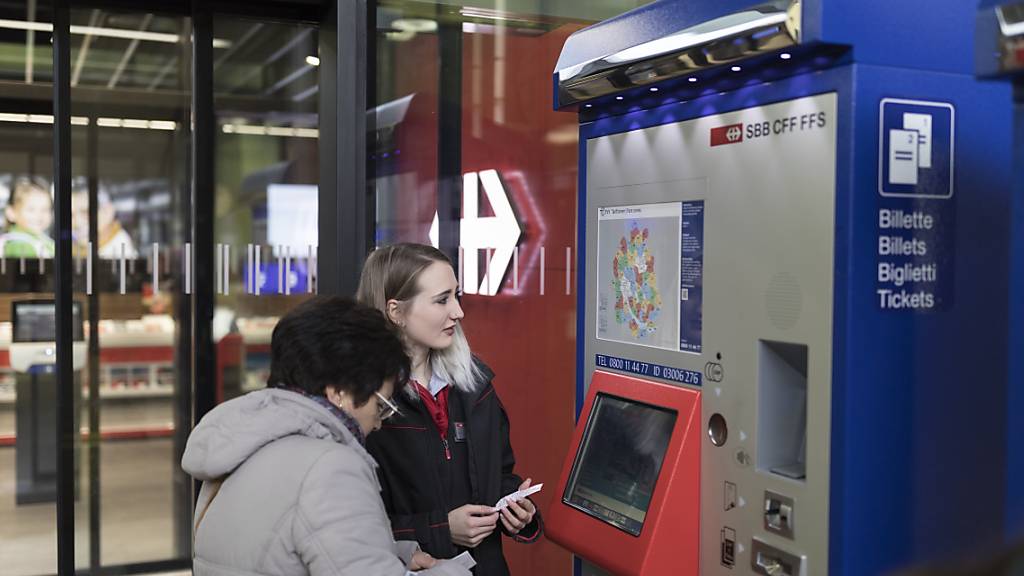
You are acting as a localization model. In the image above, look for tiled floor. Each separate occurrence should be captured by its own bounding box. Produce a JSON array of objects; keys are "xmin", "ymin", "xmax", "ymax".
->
[{"xmin": 0, "ymin": 438, "xmax": 186, "ymax": 576}]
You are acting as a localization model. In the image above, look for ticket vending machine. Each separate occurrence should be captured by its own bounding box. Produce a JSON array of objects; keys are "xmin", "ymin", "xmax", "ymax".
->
[
  {"xmin": 977, "ymin": 0, "xmax": 1024, "ymax": 542},
  {"xmin": 546, "ymin": 1, "xmax": 1014, "ymax": 575},
  {"xmin": 13, "ymin": 300, "xmax": 86, "ymax": 504}
]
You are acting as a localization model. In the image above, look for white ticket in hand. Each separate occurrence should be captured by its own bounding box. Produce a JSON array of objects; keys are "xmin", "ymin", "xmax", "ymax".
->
[
  {"xmin": 405, "ymin": 552, "xmax": 475, "ymax": 576},
  {"xmin": 493, "ymin": 483, "xmax": 543, "ymax": 511},
  {"xmin": 452, "ymin": 551, "xmax": 476, "ymax": 569}
]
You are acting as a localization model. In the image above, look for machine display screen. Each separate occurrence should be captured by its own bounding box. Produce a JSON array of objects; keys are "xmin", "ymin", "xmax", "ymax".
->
[
  {"xmin": 13, "ymin": 301, "xmax": 84, "ymax": 342},
  {"xmin": 563, "ymin": 393, "xmax": 677, "ymax": 536}
]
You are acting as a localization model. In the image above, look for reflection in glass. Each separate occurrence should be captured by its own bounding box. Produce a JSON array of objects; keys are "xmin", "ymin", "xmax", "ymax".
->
[
  {"xmin": 68, "ymin": 7, "xmax": 192, "ymax": 571},
  {"xmin": 372, "ymin": 3, "xmax": 647, "ymax": 574},
  {"xmin": 0, "ymin": 6, "xmax": 325, "ymax": 575},
  {"xmin": 213, "ymin": 18, "xmax": 319, "ymax": 403},
  {"xmin": 0, "ymin": 2, "xmax": 58, "ymax": 573}
]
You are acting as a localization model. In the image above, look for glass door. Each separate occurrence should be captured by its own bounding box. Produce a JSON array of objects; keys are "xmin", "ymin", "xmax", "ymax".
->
[
  {"xmin": 0, "ymin": 1, "xmax": 337, "ymax": 574},
  {"xmin": 67, "ymin": 6, "xmax": 192, "ymax": 572},
  {"xmin": 0, "ymin": 2, "xmax": 58, "ymax": 573},
  {"xmin": 211, "ymin": 15, "xmax": 321, "ymax": 405}
]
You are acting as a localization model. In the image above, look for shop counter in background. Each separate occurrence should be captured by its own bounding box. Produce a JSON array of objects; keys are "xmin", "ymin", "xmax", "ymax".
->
[{"xmin": 0, "ymin": 314, "xmax": 280, "ymax": 444}]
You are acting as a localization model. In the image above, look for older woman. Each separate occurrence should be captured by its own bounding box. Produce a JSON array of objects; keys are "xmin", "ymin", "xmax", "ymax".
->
[{"xmin": 182, "ymin": 296, "xmax": 472, "ymax": 576}]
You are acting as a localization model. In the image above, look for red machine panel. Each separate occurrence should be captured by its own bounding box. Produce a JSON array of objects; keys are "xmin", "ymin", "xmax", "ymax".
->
[{"xmin": 546, "ymin": 370, "xmax": 701, "ymax": 576}]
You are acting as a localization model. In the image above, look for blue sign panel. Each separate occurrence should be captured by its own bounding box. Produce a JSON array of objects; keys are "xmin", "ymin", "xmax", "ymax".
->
[
  {"xmin": 679, "ymin": 200, "xmax": 704, "ymax": 353},
  {"xmin": 244, "ymin": 261, "xmax": 309, "ymax": 295},
  {"xmin": 595, "ymin": 353, "xmax": 702, "ymax": 386},
  {"xmin": 875, "ymin": 98, "xmax": 956, "ymax": 312},
  {"xmin": 878, "ymin": 98, "xmax": 955, "ymax": 199}
]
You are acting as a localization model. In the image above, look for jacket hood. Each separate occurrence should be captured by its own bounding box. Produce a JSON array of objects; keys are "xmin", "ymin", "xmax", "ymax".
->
[{"xmin": 181, "ymin": 388, "xmax": 375, "ymax": 481}]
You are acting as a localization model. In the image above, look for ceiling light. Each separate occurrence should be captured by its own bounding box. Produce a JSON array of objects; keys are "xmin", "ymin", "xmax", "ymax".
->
[
  {"xmin": 459, "ymin": 7, "xmax": 514, "ymax": 22},
  {"xmin": 0, "ymin": 113, "xmax": 181, "ymax": 130},
  {"xmin": 221, "ymin": 123, "xmax": 318, "ymax": 139},
  {"xmin": 0, "ymin": 18, "xmax": 232, "ymax": 48},
  {"xmin": 392, "ymin": 18, "xmax": 437, "ymax": 33},
  {"xmin": 385, "ymin": 30, "xmax": 416, "ymax": 42}
]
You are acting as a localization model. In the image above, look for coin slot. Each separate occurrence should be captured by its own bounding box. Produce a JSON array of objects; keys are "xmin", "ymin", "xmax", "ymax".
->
[{"xmin": 708, "ymin": 412, "xmax": 728, "ymax": 446}]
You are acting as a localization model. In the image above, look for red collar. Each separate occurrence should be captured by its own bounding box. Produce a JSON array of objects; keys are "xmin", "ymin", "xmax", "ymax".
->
[{"xmin": 413, "ymin": 380, "xmax": 450, "ymax": 439}]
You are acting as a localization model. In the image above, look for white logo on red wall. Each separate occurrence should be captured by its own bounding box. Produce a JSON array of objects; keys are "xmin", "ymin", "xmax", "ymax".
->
[
  {"xmin": 429, "ymin": 170, "xmax": 523, "ymax": 297},
  {"xmin": 710, "ymin": 123, "xmax": 744, "ymax": 147}
]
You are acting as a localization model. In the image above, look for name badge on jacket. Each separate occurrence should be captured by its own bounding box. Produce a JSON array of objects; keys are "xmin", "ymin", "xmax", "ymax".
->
[{"xmin": 453, "ymin": 422, "xmax": 467, "ymax": 442}]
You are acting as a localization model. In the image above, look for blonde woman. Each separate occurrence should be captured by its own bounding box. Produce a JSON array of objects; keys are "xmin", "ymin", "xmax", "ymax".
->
[{"xmin": 358, "ymin": 243, "xmax": 541, "ymax": 576}]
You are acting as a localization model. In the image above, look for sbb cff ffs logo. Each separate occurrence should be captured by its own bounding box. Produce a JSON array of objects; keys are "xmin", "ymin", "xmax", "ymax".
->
[
  {"xmin": 710, "ymin": 123, "xmax": 744, "ymax": 146},
  {"xmin": 710, "ymin": 112, "xmax": 828, "ymax": 147}
]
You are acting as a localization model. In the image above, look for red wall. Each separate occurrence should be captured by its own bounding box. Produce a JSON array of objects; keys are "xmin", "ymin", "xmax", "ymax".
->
[
  {"xmin": 459, "ymin": 25, "xmax": 581, "ymax": 576},
  {"xmin": 389, "ymin": 33, "xmax": 440, "ymax": 240},
  {"xmin": 381, "ymin": 24, "xmax": 583, "ymax": 576}
]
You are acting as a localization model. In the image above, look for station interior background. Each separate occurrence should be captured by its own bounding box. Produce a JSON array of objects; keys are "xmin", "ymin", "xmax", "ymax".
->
[{"xmin": 0, "ymin": 1, "xmax": 659, "ymax": 575}]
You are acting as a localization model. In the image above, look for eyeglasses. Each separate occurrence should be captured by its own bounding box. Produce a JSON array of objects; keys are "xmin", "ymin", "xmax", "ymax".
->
[{"xmin": 375, "ymin": 391, "xmax": 400, "ymax": 421}]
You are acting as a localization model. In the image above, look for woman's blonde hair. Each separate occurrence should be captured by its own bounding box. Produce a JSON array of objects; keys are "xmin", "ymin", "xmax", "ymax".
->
[{"xmin": 357, "ymin": 243, "xmax": 483, "ymax": 395}]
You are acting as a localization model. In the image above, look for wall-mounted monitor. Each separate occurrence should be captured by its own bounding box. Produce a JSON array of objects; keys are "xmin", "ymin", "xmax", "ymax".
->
[{"xmin": 13, "ymin": 300, "xmax": 85, "ymax": 343}]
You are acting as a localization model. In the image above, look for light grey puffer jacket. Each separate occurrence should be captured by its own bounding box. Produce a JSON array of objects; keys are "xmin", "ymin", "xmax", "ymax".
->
[{"xmin": 181, "ymin": 388, "xmax": 471, "ymax": 576}]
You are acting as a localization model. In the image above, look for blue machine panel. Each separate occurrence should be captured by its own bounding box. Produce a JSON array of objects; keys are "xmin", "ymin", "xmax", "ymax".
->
[
  {"xmin": 679, "ymin": 200, "xmax": 705, "ymax": 354},
  {"xmin": 843, "ymin": 64, "xmax": 1010, "ymax": 572},
  {"xmin": 1010, "ymin": 97, "xmax": 1024, "ymax": 540}
]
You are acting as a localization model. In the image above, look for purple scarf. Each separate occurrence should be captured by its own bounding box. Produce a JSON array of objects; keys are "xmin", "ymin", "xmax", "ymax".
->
[{"xmin": 282, "ymin": 387, "xmax": 366, "ymax": 446}]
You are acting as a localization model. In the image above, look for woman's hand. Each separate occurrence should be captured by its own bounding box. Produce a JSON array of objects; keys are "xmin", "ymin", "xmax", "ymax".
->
[
  {"xmin": 499, "ymin": 478, "xmax": 537, "ymax": 535},
  {"xmin": 448, "ymin": 504, "xmax": 499, "ymax": 548},
  {"xmin": 408, "ymin": 550, "xmax": 437, "ymax": 571}
]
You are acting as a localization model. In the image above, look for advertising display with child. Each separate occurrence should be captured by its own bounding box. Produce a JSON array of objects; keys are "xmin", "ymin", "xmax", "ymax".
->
[
  {"xmin": 0, "ymin": 179, "xmax": 55, "ymax": 259},
  {"xmin": 0, "ymin": 176, "xmax": 142, "ymax": 264},
  {"xmin": 71, "ymin": 187, "xmax": 138, "ymax": 259}
]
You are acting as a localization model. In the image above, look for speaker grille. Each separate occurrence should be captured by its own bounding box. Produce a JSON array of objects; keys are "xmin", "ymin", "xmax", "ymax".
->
[{"xmin": 765, "ymin": 272, "xmax": 802, "ymax": 330}]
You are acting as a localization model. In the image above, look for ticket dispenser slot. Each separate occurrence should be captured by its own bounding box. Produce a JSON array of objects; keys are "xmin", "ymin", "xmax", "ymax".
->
[
  {"xmin": 764, "ymin": 490, "xmax": 795, "ymax": 538},
  {"xmin": 757, "ymin": 341, "xmax": 808, "ymax": 480},
  {"xmin": 751, "ymin": 538, "xmax": 805, "ymax": 576}
]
